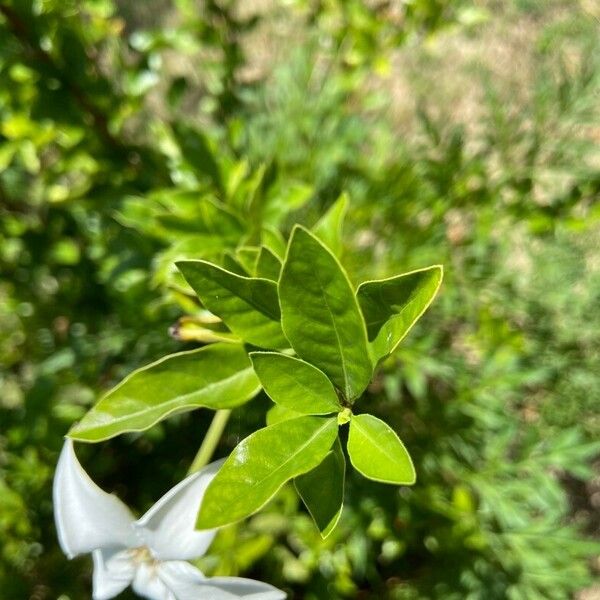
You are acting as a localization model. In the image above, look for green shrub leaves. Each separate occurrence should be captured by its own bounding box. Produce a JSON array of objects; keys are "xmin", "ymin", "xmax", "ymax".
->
[
  {"xmin": 73, "ymin": 214, "xmax": 441, "ymax": 535},
  {"xmin": 279, "ymin": 226, "xmax": 373, "ymax": 401}
]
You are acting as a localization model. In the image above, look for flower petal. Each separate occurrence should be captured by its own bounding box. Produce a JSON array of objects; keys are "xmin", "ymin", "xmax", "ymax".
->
[
  {"xmin": 135, "ymin": 459, "xmax": 224, "ymax": 561},
  {"xmin": 92, "ymin": 549, "xmax": 135, "ymax": 600},
  {"xmin": 158, "ymin": 561, "xmax": 287, "ymax": 600},
  {"xmin": 53, "ymin": 440, "xmax": 137, "ymax": 558},
  {"xmin": 132, "ymin": 562, "xmax": 176, "ymax": 600},
  {"xmin": 198, "ymin": 577, "xmax": 287, "ymax": 600}
]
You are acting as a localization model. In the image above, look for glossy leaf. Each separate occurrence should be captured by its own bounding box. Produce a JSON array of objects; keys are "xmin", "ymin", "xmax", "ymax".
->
[
  {"xmin": 196, "ymin": 416, "xmax": 338, "ymax": 529},
  {"xmin": 347, "ymin": 414, "xmax": 415, "ymax": 485},
  {"xmin": 177, "ymin": 260, "xmax": 288, "ymax": 349},
  {"xmin": 266, "ymin": 404, "xmax": 303, "ymax": 426},
  {"xmin": 357, "ymin": 265, "xmax": 443, "ymax": 363},
  {"xmin": 295, "ymin": 438, "xmax": 345, "ymax": 538},
  {"xmin": 255, "ymin": 246, "xmax": 282, "ymax": 281},
  {"xmin": 279, "ymin": 226, "xmax": 372, "ymax": 400},
  {"xmin": 313, "ymin": 192, "xmax": 348, "ymax": 256},
  {"xmin": 249, "ymin": 352, "xmax": 341, "ymax": 415},
  {"xmin": 69, "ymin": 344, "xmax": 260, "ymax": 442}
]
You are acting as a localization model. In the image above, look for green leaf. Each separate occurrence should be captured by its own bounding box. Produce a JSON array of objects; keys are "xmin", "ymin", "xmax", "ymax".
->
[
  {"xmin": 69, "ymin": 344, "xmax": 260, "ymax": 442},
  {"xmin": 295, "ymin": 438, "xmax": 345, "ymax": 538},
  {"xmin": 266, "ymin": 404, "xmax": 303, "ymax": 426},
  {"xmin": 222, "ymin": 252, "xmax": 248, "ymax": 275},
  {"xmin": 347, "ymin": 414, "xmax": 415, "ymax": 485},
  {"xmin": 261, "ymin": 227, "xmax": 287, "ymax": 258},
  {"xmin": 156, "ymin": 197, "xmax": 244, "ymax": 241},
  {"xmin": 262, "ymin": 182, "xmax": 314, "ymax": 226},
  {"xmin": 197, "ymin": 416, "xmax": 338, "ymax": 528},
  {"xmin": 177, "ymin": 260, "xmax": 288, "ymax": 349},
  {"xmin": 357, "ymin": 265, "xmax": 443, "ymax": 363},
  {"xmin": 313, "ymin": 192, "xmax": 349, "ymax": 256},
  {"xmin": 250, "ymin": 352, "xmax": 341, "ymax": 415},
  {"xmin": 236, "ymin": 246, "xmax": 260, "ymax": 275},
  {"xmin": 279, "ymin": 226, "xmax": 372, "ymax": 400},
  {"xmin": 172, "ymin": 123, "xmax": 223, "ymax": 192},
  {"xmin": 255, "ymin": 246, "xmax": 282, "ymax": 281}
]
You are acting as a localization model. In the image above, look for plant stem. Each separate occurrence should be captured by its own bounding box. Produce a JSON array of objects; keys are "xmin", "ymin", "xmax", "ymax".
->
[{"xmin": 188, "ymin": 409, "xmax": 231, "ymax": 474}]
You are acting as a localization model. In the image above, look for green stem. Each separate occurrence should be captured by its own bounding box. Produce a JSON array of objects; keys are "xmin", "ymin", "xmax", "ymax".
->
[{"xmin": 188, "ymin": 409, "xmax": 231, "ymax": 474}]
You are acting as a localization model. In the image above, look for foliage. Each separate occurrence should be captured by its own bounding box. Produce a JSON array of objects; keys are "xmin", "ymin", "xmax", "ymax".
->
[{"xmin": 1, "ymin": 0, "xmax": 599, "ymax": 599}]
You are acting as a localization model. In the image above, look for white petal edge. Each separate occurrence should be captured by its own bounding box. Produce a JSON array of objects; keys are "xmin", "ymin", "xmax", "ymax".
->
[
  {"xmin": 135, "ymin": 459, "xmax": 225, "ymax": 561},
  {"xmin": 92, "ymin": 549, "xmax": 135, "ymax": 600},
  {"xmin": 159, "ymin": 562, "xmax": 287, "ymax": 600},
  {"xmin": 53, "ymin": 440, "xmax": 137, "ymax": 558},
  {"xmin": 204, "ymin": 577, "xmax": 287, "ymax": 600},
  {"xmin": 132, "ymin": 562, "xmax": 176, "ymax": 600}
]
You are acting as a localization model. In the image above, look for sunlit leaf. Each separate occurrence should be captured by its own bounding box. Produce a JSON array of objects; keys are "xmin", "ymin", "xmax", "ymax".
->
[
  {"xmin": 265, "ymin": 404, "xmax": 303, "ymax": 426},
  {"xmin": 250, "ymin": 352, "xmax": 341, "ymax": 414},
  {"xmin": 357, "ymin": 265, "xmax": 443, "ymax": 363},
  {"xmin": 69, "ymin": 344, "xmax": 260, "ymax": 442},
  {"xmin": 197, "ymin": 416, "xmax": 338, "ymax": 528},
  {"xmin": 255, "ymin": 246, "xmax": 282, "ymax": 281},
  {"xmin": 279, "ymin": 226, "xmax": 372, "ymax": 400},
  {"xmin": 313, "ymin": 192, "xmax": 348, "ymax": 256},
  {"xmin": 177, "ymin": 260, "xmax": 288, "ymax": 349},
  {"xmin": 347, "ymin": 414, "xmax": 415, "ymax": 485}
]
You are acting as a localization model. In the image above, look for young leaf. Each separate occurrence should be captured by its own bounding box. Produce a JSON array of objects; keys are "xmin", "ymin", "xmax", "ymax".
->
[
  {"xmin": 196, "ymin": 416, "xmax": 338, "ymax": 529},
  {"xmin": 295, "ymin": 438, "xmax": 345, "ymax": 538},
  {"xmin": 177, "ymin": 260, "xmax": 288, "ymax": 349},
  {"xmin": 172, "ymin": 123, "xmax": 223, "ymax": 192},
  {"xmin": 255, "ymin": 246, "xmax": 282, "ymax": 281},
  {"xmin": 236, "ymin": 247, "xmax": 260, "ymax": 275},
  {"xmin": 69, "ymin": 344, "xmax": 260, "ymax": 442},
  {"xmin": 357, "ymin": 265, "xmax": 443, "ymax": 363},
  {"xmin": 312, "ymin": 192, "xmax": 349, "ymax": 256},
  {"xmin": 221, "ymin": 252, "xmax": 248, "ymax": 276},
  {"xmin": 156, "ymin": 196, "xmax": 244, "ymax": 241},
  {"xmin": 250, "ymin": 352, "xmax": 341, "ymax": 415},
  {"xmin": 347, "ymin": 414, "xmax": 415, "ymax": 485},
  {"xmin": 261, "ymin": 227, "xmax": 287, "ymax": 258},
  {"xmin": 279, "ymin": 226, "xmax": 372, "ymax": 401}
]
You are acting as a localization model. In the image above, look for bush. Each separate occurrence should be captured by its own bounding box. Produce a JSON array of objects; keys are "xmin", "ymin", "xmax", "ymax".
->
[{"xmin": 1, "ymin": 1, "xmax": 598, "ymax": 598}]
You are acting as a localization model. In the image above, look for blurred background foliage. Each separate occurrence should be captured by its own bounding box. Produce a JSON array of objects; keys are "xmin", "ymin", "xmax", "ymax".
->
[{"xmin": 1, "ymin": 0, "xmax": 599, "ymax": 598}]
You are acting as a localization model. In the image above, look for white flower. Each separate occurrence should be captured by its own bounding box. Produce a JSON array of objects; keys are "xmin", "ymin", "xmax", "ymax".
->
[{"xmin": 53, "ymin": 440, "xmax": 286, "ymax": 600}]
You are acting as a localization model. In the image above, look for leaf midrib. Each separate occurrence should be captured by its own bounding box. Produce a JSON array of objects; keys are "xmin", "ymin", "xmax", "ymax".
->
[
  {"xmin": 314, "ymin": 270, "xmax": 351, "ymax": 399},
  {"xmin": 277, "ymin": 361, "xmax": 339, "ymax": 411},
  {"xmin": 353, "ymin": 418, "xmax": 402, "ymax": 465},
  {"xmin": 220, "ymin": 418, "xmax": 335, "ymax": 506},
  {"xmin": 77, "ymin": 367, "xmax": 256, "ymax": 432}
]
